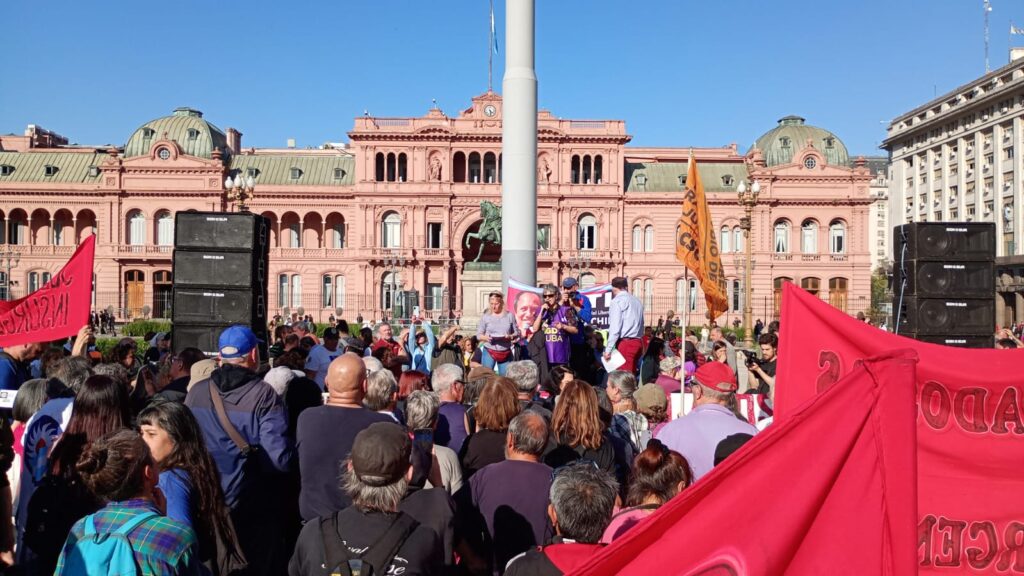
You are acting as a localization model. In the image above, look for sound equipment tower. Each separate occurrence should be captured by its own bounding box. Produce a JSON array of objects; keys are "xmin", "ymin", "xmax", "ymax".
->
[
  {"xmin": 171, "ymin": 211, "xmax": 270, "ymax": 357},
  {"xmin": 892, "ymin": 222, "xmax": 995, "ymax": 348}
]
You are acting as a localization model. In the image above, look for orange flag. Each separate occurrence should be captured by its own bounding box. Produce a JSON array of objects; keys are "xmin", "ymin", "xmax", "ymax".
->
[{"xmin": 676, "ymin": 154, "xmax": 727, "ymax": 319}]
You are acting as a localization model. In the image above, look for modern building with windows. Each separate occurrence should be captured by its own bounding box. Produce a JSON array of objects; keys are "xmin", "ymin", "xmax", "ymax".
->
[
  {"xmin": 0, "ymin": 94, "xmax": 871, "ymax": 325},
  {"xmin": 883, "ymin": 50, "xmax": 1024, "ymax": 325}
]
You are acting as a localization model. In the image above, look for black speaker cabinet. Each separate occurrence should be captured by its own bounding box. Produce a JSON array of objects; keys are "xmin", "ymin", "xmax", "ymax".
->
[
  {"xmin": 893, "ymin": 222, "xmax": 995, "ymax": 261},
  {"xmin": 896, "ymin": 297, "xmax": 995, "ymax": 335},
  {"xmin": 910, "ymin": 334, "xmax": 994, "ymax": 348},
  {"xmin": 172, "ymin": 288, "xmax": 266, "ymax": 325},
  {"xmin": 171, "ymin": 323, "xmax": 269, "ymax": 358},
  {"xmin": 174, "ymin": 211, "xmax": 270, "ymax": 252},
  {"xmin": 892, "ymin": 260, "xmax": 994, "ymax": 298},
  {"xmin": 173, "ymin": 250, "xmax": 267, "ymax": 288}
]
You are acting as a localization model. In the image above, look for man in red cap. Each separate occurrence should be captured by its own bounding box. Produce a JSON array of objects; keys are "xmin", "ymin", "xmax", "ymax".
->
[{"xmin": 654, "ymin": 362, "xmax": 757, "ymax": 481}]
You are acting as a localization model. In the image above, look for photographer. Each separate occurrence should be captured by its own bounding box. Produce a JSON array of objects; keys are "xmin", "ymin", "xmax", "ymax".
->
[
  {"xmin": 744, "ymin": 332, "xmax": 777, "ymax": 395},
  {"xmin": 561, "ymin": 278, "xmax": 593, "ymax": 383}
]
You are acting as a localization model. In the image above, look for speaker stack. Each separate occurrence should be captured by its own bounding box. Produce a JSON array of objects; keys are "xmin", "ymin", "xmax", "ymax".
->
[
  {"xmin": 171, "ymin": 211, "xmax": 270, "ymax": 356},
  {"xmin": 893, "ymin": 222, "xmax": 995, "ymax": 348}
]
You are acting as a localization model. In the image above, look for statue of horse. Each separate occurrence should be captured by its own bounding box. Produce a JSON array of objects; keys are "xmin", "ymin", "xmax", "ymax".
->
[{"xmin": 465, "ymin": 200, "xmax": 502, "ymax": 262}]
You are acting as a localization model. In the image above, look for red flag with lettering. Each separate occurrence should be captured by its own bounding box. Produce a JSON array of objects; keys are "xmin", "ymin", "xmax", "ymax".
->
[
  {"xmin": 776, "ymin": 283, "xmax": 1024, "ymax": 573},
  {"xmin": 575, "ymin": 350, "xmax": 918, "ymax": 576},
  {"xmin": 0, "ymin": 235, "xmax": 94, "ymax": 347}
]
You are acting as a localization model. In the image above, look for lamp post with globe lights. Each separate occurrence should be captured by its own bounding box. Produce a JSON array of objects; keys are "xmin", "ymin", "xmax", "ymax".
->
[
  {"xmin": 224, "ymin": 174, "xmax": 255, "ymax": 212},
  {"xmin": 736, "ymin": 178, "xmax": 761, "ymax": 348},
  {"xmin": 0, "ymin": 249, "xmax": 19, "ymax": 301},
  {"xmin": 384, "ymin": 252, "xmax": 406, "ymax": 320}
]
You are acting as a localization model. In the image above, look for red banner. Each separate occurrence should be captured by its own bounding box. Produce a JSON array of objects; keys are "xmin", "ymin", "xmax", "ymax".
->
[
  {"xmin": 776, "ymin": 283, "xmax": 1024, "ymax": 573},
  {"xmin": 576, "ymin": 350, "xmax": 918, "ymax": 576},
  {"xmin": 0, "ymin": 235, "xmax": 95, "ymax": 347}
]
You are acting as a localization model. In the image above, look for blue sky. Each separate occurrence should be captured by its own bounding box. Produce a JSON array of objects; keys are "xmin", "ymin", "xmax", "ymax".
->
[{"xmin": 2, "ymin": 1, "xmax": 1023, "ymax": 156}]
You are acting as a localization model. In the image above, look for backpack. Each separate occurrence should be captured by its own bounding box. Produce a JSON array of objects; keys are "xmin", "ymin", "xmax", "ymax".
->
[
  {"xmin": 25, "ymin": 474, "xmax": 100, "ymax": 572},
  {"xmin": 57, "ymin": 511, "xmax": 158, "ymax": 575},
  {"xmin": 319, "ymin": 511, "xmax": 419, "ymax": 576}
]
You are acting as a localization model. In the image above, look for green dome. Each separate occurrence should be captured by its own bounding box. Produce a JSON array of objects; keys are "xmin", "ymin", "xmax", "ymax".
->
[
  {"xmin": 124, "ymin": 107, "xmax": 228, "ymax": 159},
  {"xmin": 752, "ymin": 115, "xmax": 849, "ymax": 167}
]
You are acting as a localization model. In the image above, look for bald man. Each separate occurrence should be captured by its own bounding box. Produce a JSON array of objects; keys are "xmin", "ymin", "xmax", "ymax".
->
[{"xmin": 296, "ymin": 352, "xmax": 395, "ymax": 520}]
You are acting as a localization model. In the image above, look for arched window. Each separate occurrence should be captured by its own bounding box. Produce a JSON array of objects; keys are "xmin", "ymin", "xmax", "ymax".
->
[
  {"xmin": 582, "ymin": 156, "xmax": 592, "ymax": 184},
  {"xmin": 282, "ymin": 213, "xmax": 301, "ymax": 248},
  {"xmin": 580, "ymin": 273, "xmax": 596, "ymax": 289},
  {"xmin": 594, "ymin": 155, "xmax": 603, "ymax": 184},
  {"xmin": 278, "ymin": 274, "xmax": 290, "ymax": 308},
  {"xmin": 830, "ymin": 220, "xmax": 846, "ymax": 254},
  {"xmin": 53, "ymin": 213, "xmax": 70, "ymax": 245},
  {"xmin": 675, "ymin": 278, "xmax": 687, "ymax": 313},
  {"xmin": 732, "ymin": 279, "xmax": 742, "ymax": 312},
  {"xmin": 28, "ymin": 271, "xmax": 51, "ymax": 294},
  {"xmin": 773, "ymin": 277, "xmax": 793, "ymax": 318},
  {"xmin": 334, "ymin": 275, "xmax": 346, "ymax": 310},
  {"xmin": 385, "ymin": 153, "xmax": 397, "ymax": 182},
  {"xmin": 571, "ymin": 155, "xmax": 580, "ymax": 184},
  {"xmin": 397, "ymin": 153, "xmax": 408, "ymax": 182},
  {"xmin": 774, "ymin": 220, "xmax": 790, "ymax": 253},
  {"xmin": 327, "ymin": 213, "xmax": 345, "ymax": 248},
  {"xmin": 644, "ymin": 225, "xmax": 654, "ymax": 252},
  {"xmin": 291, "ymin": 274, "xmax": 302, "ymax": 311},
  {"xmin": 578, "ymin": 214, "xmax": 597, "ymax": 250},
  {"xmin": 632, "ymin": 225, "xmax": 642, "ymax": 253},
  {"xmin": 156, "ymin": 211, "xmax": 174, "ymax": 246},
  {"xmin": 801, "ymin": 219, "xmax": 818, "ymax": 253},
  {"xmin": 375, "ymin": 153, "xmax": 385, "ymax": 182},
  {"xmin": 322, "ymin": 275, "xmax": 333, "ymax": 308},
  {"xmin": 689, "ymin": 279, "xmax": 699, "ymax": 312},
  {"xmin": 483, "ymin": 152, "xmax": 497, "ymax": 183},
  {"xmin": 801, "ymin": 277, "xmax": 821, "ymax": 296},
  {"xmin": 720, "ymin": 226, "xmax": 731, "ymax": 253},
  {"xmin": 127, "ymin": 210, "xmax": 145, "ymax": 246},
  {"xmin": 829, "ymin": 277, "xmax": 848, "ymax": 311},
  {"xmin": 7, "ymin": 211, "xmax": 26, "ymax": 245},
  {"xmin": 644, "ymin": 278, "xmax": 653, "ymax": 310},
  {"xmin": 452, "ymin": 151, "xmax": 466, "ymax": 183},
  {"xmin": 382, "ymin": 272, "xmax": 401, "ymax": 309},
  {"xmin": 382, "ymin": 212, "xmax": 401, "ymax": 248},
  {"xmin": 468, "ymin": 152, "xmax": 482, "ymax": 183},
  {"xmin": 733, "ymin": 226, "xmax": 743, "ymax": 253}
]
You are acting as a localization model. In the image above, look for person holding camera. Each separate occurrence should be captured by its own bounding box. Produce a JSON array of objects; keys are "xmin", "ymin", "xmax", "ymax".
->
[
  {"xmin": 744, "ymin": 332, "xmax": 777, "ymax": 395},
  {"xmin": 560, "ymin": 277, "xmax": 594, "ymax": 383}
]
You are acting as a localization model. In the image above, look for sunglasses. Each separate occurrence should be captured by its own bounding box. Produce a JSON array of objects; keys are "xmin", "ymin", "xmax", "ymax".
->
[{"xmin": 543, "ymin": 294, "xmax": 558, "ymax": 299}]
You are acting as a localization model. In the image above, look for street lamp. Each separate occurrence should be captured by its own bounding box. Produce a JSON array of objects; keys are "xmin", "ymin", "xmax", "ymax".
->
[
  {"xmin": 224, "ymin": 174, "xmax": 255, "ymax": 212},
  {"xmin": 736, "ymin": 178, "xmax": 761, "ymax": 348},
  {"xmin": 0, "ymin": 248, "xmax": 20, "ymax": 301},
  {"xmin": 384, "ymin": 251, "xmax": 406, "ymax": 319}
]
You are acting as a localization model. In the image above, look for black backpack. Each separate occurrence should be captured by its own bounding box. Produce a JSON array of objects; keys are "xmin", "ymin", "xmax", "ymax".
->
[{"xmin": 319, "ymin": 511, "xmax": 419, "ymax": 576}]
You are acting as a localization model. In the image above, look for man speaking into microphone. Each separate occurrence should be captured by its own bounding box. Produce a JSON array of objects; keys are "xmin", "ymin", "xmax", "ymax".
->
[{"xmin": 560, "ymin": 277, "xmax": 594, "ymax": 383}]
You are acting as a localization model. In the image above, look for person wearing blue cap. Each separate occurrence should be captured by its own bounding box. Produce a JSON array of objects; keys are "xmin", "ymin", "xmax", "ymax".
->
[{"xmin": 185, "ymin": 325, "xmax": 295, "ymax": 575}]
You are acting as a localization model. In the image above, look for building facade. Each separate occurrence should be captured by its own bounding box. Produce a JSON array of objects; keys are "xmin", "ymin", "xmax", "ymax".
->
[
  {"xmin": 0, "ymin": 95, "xmax": 872, "ymax": 327},
  {"xmin": 883, "ymin": 52, "xmax": 1024, "ymax": 325}
]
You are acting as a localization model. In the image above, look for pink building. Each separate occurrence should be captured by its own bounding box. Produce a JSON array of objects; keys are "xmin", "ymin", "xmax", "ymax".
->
[{"xmin": 0, "ymin": 96, "xmax": 871, "ymax": 326}]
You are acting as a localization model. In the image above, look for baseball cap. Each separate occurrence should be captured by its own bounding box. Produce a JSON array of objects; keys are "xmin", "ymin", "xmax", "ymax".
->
[
  {"xmin": 342, "ymin": 336, "xmax": 365, "ymax": 354},
  {"xmin": 692, "ymin": 362, "xmax": 738, "ymax": 392},
  {"xmin": 562, "ymin": 277, "xmax": 578, "ymax": 289},
  {"xmin": 218, "ymin": 325, "xmax": 261, "ymax": 359},
  {"xmin": 635, "ymin": 383, "xmax": 668, "ymax": 413},
  {"xmin": 188, "ymin": 358, "xmax": 217, "ymax": 389},
  {"xmin": 350, "ymin": 422, "xmax": 411, "ymax": 486}
]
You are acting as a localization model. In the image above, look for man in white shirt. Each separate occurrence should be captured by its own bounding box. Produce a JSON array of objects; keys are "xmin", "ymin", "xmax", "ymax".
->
[{"xmin": 305, "ymin": 327, "xmax": 343, "ymax": 391}]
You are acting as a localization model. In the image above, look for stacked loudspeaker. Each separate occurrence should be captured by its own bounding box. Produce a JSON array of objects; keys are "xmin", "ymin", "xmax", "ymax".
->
[
  {"xmin": 172, "ymin": 212, "xmax": 270, "ymax": 356},
  {"xmin": 893, "ymin": 222, "xmax": 995, "ymax": 348}
]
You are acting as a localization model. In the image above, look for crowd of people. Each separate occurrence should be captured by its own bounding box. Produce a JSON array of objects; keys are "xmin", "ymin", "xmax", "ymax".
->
[{"xmin": 0, "ymin": 275, "xmax": 785, "ymax": 575}]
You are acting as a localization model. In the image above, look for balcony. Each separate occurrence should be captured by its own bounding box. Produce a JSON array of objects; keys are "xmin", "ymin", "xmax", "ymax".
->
[
  {"xmin": 830, "ymin": 254, "xmax": 848, "ymax": 262},
  {"xmin": 420, "ymin": 248, "xmax": 447, "ymax": 258},
  {"xmin": 116, "ymin": 245, "xmax": 172, "ymax": 257},
  {"xmin": 771, "ymin": 253, "xmax": 793, "ymax": 261},
  {"xmin": 800, "ymin": 254, "xmax": 820, "ymax": 262},
  {"xmin": 269, "ymin": 247, "xmax": 349, "ymax": 259},
  {"xmin": 0, "ymin": 244, "xmax": 78, "ymax": 256}
]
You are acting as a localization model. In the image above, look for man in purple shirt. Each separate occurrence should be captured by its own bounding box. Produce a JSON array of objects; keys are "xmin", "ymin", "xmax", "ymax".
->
[
  {"xmin": 531, "ymin": 284, "xmax": 576, "ymax": 368},
  {"xmin": 655, "ymin": 361, "xmax": 757, "ymax": 481}
]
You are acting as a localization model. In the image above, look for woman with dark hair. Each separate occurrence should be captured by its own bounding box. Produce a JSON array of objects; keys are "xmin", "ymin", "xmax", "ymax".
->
[
  {"xmin": 10, "ymin": 379, "xmax": 48, "ymax": 502},
  {"xmin": 103, "ymin": 338, "xmax": 139, "ymax": 377},
  {"xmin": 601, "ymin": 439, "xmax": 692, "ymax": 543},
  {"xmin": 138, "ymin": 400, "xmax": 243, "ymax": 574},
  {"xmin": 544, "ymin": 380, "xmax": 616, "ymax": 474},
  {"xmin": 638, "ymin": 337, "xmax": 667, "ymax": 385},
  {"xmin": 23, "ymin": 374, "xmax": 131, "ymax": 574},
  {"xmin": 459, "ymin": 377, "xmax": 520, "ymax": 478},
  {"xmin": 541, "ymin": 365, "xmax": 574, "ymax": 400},
  {"xmin": 55, "ymin": 430, "xmax": 201, "ymax": 574}
]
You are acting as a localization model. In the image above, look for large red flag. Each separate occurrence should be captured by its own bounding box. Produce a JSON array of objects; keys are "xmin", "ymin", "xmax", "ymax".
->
[
  {"xmin": 0, "ymin": 235, "xmax": 95, "ymax": 347},
  {"xmin": 776, "ymin": 283, "xmax": 1024, "ymax": 573},
  {"xmin": 575, "ymin": 350, "xmax": 918, "ymax": 576}
]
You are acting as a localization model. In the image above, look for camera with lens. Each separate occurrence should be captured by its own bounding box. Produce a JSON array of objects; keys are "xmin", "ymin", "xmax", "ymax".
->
[{"xmin": 742, "ymin": 351, "xmax": 762, "ymax": 368}]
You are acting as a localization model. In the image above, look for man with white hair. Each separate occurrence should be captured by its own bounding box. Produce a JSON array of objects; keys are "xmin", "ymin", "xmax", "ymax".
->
[
  {"xmin": 505, "ymin": 360, "xmax": 551, "ymax": 420},
  {"xmin": 405, "ymin": 390, "xmax": 462, "ymax": 494},
  {"xmin": 432, "ymin": 363, "xmax": 468, "ymax": 454},
  {"xmin": 364, "ymin": 369, "xmax": 400, "ymax": 422}
]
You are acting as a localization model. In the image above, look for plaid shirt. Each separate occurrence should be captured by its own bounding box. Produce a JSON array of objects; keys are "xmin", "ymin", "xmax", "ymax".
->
[{"xmin": 56, "ymin": 498, "xmax": 202, "ymax": 576}]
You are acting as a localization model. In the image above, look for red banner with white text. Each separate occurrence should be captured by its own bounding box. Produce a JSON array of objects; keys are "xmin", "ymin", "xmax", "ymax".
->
[
  {"xmin": 0, "ymin": 235, "xmax": 94, "ymax": 347},
  {"xmin": 575, "ymin": 350, "xmax": 918, "ymax": 576},
  {"xmin": 776, "ymin": 283, "xmax": 1024, "ymax": 574}
]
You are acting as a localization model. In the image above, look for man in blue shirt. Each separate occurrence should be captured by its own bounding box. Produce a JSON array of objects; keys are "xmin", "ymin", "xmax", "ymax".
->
[
  {"xmin": 0, "ymin": 341, "xmax": 45, "ymax": 391},
  {"xmin": 561, "ymin": 277, "xmax": 594, "ymax": 383}
]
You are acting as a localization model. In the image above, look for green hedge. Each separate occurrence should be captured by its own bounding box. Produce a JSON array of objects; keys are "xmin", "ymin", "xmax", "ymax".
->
[{"xmin": 122, "ymin": 320, "xmax": 172, "ymax": 338}]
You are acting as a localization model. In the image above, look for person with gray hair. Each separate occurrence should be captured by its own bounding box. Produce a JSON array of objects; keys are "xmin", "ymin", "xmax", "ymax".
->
[
  {"xmin": 289, "ymin": 422, "xmax": 443, "ymax": 575},
  {"xmin": 405, "ymin": 390, "xmax": 463, "ymax": 495},
  {"xmin": 432, "ymin": 363, "xmax": 468, "ymax": 453},
  {"xmin": 504, "ymin": 464, "xmax": 619, "ymax": 575},
  {"xmin": 364, "ymin": 368, "xmax": 399, "ymax": 421},
  {"xmin": 530, "ymin": 284, "xmax": 577, "ymax": 370},
  {"xmin": 505, "ymin": 360, "xmax": 552, "ymax": 420},
  {"xmin": 606, "ymin": 370, "xmax": 648, "ymax": 456},
  {"xmin": 459, "ymin": 411, "xmax": 553, "ymax": 573}
]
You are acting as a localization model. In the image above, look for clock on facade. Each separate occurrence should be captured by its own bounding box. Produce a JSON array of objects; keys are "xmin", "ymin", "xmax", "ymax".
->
[
  {"xmin": 803, "ymin": 157, "xmax": 817, "ymax": 169},
  {"xmin": 484, "ymin": 105, "xmax": 496, "ymax": 117}
]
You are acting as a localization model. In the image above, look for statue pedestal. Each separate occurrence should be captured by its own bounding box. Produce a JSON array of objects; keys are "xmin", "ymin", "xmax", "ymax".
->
[{"xmin": 461, "ymin": 264, "xmax": 503, "ymax": 331}]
